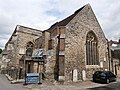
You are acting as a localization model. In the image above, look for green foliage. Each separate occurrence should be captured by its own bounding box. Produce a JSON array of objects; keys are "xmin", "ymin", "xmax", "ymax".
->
[
  {"xmin": 112, "ymin": 50, "xmax": 120, "ymax": 59},
  {"xmin": 0, "ymin": 48, "xmax": 2, "ymax": 54}
]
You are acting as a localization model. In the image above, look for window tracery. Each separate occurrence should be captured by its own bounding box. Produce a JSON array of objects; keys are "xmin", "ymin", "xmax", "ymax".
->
[{"xmin": 86, "ymin": 31, "xmax": 99, "ymax": 65}]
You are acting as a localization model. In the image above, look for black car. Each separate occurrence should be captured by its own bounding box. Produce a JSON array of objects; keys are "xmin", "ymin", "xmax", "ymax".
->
[{"xmin": 93, "ymin": 71, "xmax": 116, "ymax": 84}]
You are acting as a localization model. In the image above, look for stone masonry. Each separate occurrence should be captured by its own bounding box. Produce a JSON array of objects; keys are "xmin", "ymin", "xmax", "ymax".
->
[
  {"xmin": 2, "ymin": 4, "xmax": 110, "ymax": 82},
  {"xmin": 3, "ymin": 25, "xmax": 42, "ymax": 79},
  {"xmin": 65, "ymin": 4, "xmax": 108, "ymax": 81},
  {"xmin": 45, "ymin": 4, "xmax": 109, "ymax": 82}
]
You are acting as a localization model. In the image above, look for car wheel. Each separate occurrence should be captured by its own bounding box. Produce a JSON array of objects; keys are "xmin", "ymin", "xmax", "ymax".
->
[
  {"xmin": 93, "ymin": 78, "xmax": 95, "ymax": 82},
  {"xmin": 106, "ymin": 79, "xmax": 110, "ymax": 84}
]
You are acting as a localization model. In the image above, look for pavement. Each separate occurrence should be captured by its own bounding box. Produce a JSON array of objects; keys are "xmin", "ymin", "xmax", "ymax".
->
[
  {"xmin": 27, "ymin": 77, "xmax": 120, "ymax": 90},
  {"xmin": 5, "ymin": 74, "xmax": 13, "ymax": 81},
  {"xmin": 5, "ymin": 74, "xmax": 24, "ymax": 84},
  {"xmin": 0, "ymin": 74, "xmax": 29, "ymax": 90},
  {"xmin": 23, "ymin": 79, "xmax": 109, "ymax": 90},
  {"xmin": 5, "ymin": 74, "xmax": 120, "ymax": 90}
]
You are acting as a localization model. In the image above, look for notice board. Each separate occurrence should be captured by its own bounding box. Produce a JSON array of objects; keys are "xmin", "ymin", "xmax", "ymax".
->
[{"xmin": 26, "ymin": 73, "xmax": 40, "ymax": 84}]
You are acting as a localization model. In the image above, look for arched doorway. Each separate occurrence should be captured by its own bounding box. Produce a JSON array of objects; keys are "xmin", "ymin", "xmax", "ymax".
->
[
  {"xmin": 26, "ymin": 41, "xmax": 34, "ymax": 73},
  {"xmin": 86, "ymin": 31, "xmax": 99, "ymax": 65}
]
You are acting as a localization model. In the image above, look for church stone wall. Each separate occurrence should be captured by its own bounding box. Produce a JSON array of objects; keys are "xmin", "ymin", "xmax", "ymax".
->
[
  {"xmin": 5, "ymin": 25, "xmax": 42, "ymax": 67},
  {"xmin": 65, "ymin": 4, "xmax": 108, "ymax": 81},
  {"xmin": 16, "ymin": 26, "xmax": 42, "ymax": 65}
]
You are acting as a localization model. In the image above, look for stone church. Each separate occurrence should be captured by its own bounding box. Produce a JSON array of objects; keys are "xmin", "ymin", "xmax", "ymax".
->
[
  {"xmin": 2, "ymin": 25, "xmax": 42, "ymax": 79},
  {"xmin": 44, "ymin": 4, "xmax": 109, "ymax": 82},
  {"xmin": 3, "ymin": 4, "xmax": 109, "ymax": 82}
]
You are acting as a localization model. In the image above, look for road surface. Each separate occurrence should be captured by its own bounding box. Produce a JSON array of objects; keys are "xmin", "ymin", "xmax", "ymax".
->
[
  {"xmin": 87, "ymin": 81, "xmax": 120, "ymax": 90},
  {"xmin": 0, "ymin": 74, "xmax": 29, "ymax": 90},
  {"xmin": 1, "ymin": 73, "xmax": 120, "ymax": 90}
]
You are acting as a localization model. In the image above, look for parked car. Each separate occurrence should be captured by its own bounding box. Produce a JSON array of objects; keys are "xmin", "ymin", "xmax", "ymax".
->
[{"xmin": 93, "ymin": 71, "xmax": 116, "ymax": 84}]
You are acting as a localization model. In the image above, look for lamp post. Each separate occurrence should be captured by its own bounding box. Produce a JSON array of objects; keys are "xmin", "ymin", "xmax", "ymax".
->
[{"xmin": 115, "ymin": 62, "xmax": 117, "ymax": 75}]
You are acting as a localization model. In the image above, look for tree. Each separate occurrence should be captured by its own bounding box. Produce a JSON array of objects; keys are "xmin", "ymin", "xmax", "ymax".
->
[
  {"xmin": 0, "ymin": 48, "xmax": 2, "ymax": 54},
  {"xmin": 112, "ymin": 50, "xmax": 120, "ymax": 65}
]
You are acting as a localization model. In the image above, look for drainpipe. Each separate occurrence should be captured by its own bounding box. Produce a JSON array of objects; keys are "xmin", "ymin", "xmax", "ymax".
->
[
  {"xmin": 57, "ymin": 33, "xmax": 65, "ymax": 82},
  {"xmin": 107, "ymin": 41, "xmax": 112, "ymax": 71}
]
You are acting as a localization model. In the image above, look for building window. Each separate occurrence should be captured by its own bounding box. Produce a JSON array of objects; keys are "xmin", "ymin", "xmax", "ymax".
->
[
  {"xmin": 86, "ymin": 31, "xmax": 99, "ymax": 65},
  {"xmin": 26, "ymin": 41, "xmax": 34, "ymax": 56},
  {"xmin": 59, "ymin": 39, "xmax": 65, "ymax": 51},
  {"xmin": 48, "ymin": 39, "xmax": 54, "ymax": 50},
  {"xmin": 26, "ymin": 41, "xmax": 34, "ymax": 49}
]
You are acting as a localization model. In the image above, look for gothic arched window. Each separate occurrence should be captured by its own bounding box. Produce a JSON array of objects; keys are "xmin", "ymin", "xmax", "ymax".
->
[
  {"xmin": 86, "ymin": 31, "xmax": 99, "ymax": 65},
  {"xmin": 26, "ymin": 41, "xmax": 34, "ymax": 56},
  {"xmin": 26, "ymin": 41, "xmax": 34, "ymax": 49}
]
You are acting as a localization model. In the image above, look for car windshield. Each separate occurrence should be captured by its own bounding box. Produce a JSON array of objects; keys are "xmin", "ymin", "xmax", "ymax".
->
[
  {"xmin": 106, "ymin": 71, "xmax": 115, "ymax": 77},
  {"xmin": 94, "ymin": 71, "xmax": 106, "ymax": 76},
  {"xmin": 100, "ymin": 72, "xmax": 106, "ymax": 77}
]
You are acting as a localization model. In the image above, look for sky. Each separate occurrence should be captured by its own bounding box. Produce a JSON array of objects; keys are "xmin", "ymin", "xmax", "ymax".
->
[{"xmin": 0, "ymin": 0, "xmax": 120, "ymax": 49}]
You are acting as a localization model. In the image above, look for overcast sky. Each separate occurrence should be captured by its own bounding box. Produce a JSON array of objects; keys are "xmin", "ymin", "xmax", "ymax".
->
[{"xmin": 0, "ymin": 0, "xmax": 120, "ymax": 49}]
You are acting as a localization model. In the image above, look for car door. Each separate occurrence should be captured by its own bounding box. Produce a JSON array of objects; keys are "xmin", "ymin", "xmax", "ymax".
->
[{"xmin": 109, "ymin": 72, "xmax": 115, "ymax": 81}]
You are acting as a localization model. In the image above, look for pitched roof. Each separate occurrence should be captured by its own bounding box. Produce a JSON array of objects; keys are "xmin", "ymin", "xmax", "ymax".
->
[
  {"xmin": 5, "ymin": 25, "xmax": 42, "ymax": 48},
  {"xmin": 16, "ymin": 25, "xmax": 42, "ymax": 32},
  {"xmin": 48, "ymin": 4, "xmax": 87, "ymax": 31}
]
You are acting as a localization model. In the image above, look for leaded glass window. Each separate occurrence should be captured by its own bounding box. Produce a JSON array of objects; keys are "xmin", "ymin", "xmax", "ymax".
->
[{"xmin": 86, "ymin": 31, "xmax": 99, "ymax": 65}]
